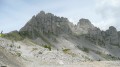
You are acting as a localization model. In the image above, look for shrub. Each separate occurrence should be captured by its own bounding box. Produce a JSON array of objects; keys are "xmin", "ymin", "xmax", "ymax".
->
[
  {"xmin": 62, "ymin": 49, "xmax": 77, "ymax": 57},
  {"xmin": 10, "ymin": 44, "xmax": 14, "ymax": 48},
  {"xmin": 3, "ymin": 31, "xmax": 23, "ymax": 41},
  {"xmin": 32, "ymin": 48, "xmax": 38, "ymax": 51},
  {"xmin": 16, "ymin": 52, "xmax": 21, "ymax": 57},
  {"xmin": 43, "ymin": 45, "xmax": 51, "ymax": 51},
  {"xmin": 82, "ymin": 47, "xmax": 89, "ymax": 53},
  {"xmin": 63, "ymin": 49, "xmax": 70, "ymax": 53},
  {"xmin": 77, "ymin": 46, "xmax": 89, "ymax": 53},
  {"xmin": 17, "ymin": 45, "xmax": 21, "ymax": 49},
  {"xmin": 0, "ymin": 33, "xmax": 4, "ymax": 37}
]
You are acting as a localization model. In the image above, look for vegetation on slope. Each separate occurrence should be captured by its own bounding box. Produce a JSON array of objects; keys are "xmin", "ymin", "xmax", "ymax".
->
[
  {"xmin": 3, "ymin": 30, "xmax": 24, "ymax": 41},
  {"xmin": 43, "ymin": 45, "xmax": 51, "ymax": 51}
]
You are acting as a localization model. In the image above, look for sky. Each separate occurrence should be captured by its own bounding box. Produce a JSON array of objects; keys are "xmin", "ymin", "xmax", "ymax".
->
[{"xmin": 0, "ymin": 0, "xmax": 120, "ymax": 33}]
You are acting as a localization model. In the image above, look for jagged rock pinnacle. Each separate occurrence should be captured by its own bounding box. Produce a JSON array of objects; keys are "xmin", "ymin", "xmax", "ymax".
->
[
  {"xmin": 77, "ymin": 18, "xmax": 94, "ymax": 29},
  {"xmin": 20, "ymin": 11, "xmax": 72, "ymax": 39}
]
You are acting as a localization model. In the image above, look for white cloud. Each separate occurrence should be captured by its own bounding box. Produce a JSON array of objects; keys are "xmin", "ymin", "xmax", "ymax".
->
[{"xmin": 95, "ymin": 0, "xmax": 120, "ymax": 31}]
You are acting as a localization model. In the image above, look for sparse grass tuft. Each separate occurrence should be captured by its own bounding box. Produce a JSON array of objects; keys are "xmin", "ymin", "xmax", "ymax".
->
[
  {"xmin": 62, "ymin": 49, "xmax": 77, "ymax": 57},
  {"xmin": 0, "ymin": 33, "xmax": 5, "ymax": 37},
  {"xmin": 10, "ymin": 44, "xmax": 14, "ymax": 48},
  {"xmin": 63, "ymin": 49, "xmax": 70, "ymax": 53},
  {"xmin": 17, "ymin": 45, "xmax": 21, "ymax": 49},
  {"xmin": 77, "ymin": 46, "xmax": 89, "ymax": 53},
  {"xmin": 16, "ymin": 52, "xmax": 21, "ymax": 57},
  {"xmin": 43, "ymin": 45, "xmax": 51, "ymax": 51},
  {"xmin": 81, "ymin": 47, "xmax": 89, "ymax": 53},
  {"xmin": 3, "ymin": 31, "xmax": 23, "ymax": 41},
  {"xmin": 31, "ymin": 48, "xmax": 38, "ymax": 52}
]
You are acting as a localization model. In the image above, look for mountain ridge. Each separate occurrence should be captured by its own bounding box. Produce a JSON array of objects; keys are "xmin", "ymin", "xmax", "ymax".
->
[
  {"xmin": 1, "ymin": 11, "xmax": 120, "ymax": 67},
  {"xmin": 19, "ymin": 11, "xmax": 120, "ymax": 47},
  {"xmin": 5, "ymin": 11, "xmax": 119, "ymax": 48}
]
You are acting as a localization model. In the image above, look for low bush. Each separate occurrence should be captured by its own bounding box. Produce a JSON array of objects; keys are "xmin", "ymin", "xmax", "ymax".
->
[
  {"xmin": 82, "ymin": 47, "xmax": 89, "ymax": 53},
  {"xmin": 3, "ymin": 31, "xmax": 23, "ymax": 41},
  {"xmin": 16, "ymin": 52, "xmax": 21, "ymax": 57},
  {"xmin": 0, "ymin": 33, "xmax": 5, "ymax": 37},
  {"xmin": 32, "ymin": 48, "xmax": 38, "ymax": 51},
  {"xmin": 62, "ymin": 49, "xmax": 70, "ymax": 53},
  {"xmin": 43, "ymin": 45, "xmax": 51, "ymax": 51}
]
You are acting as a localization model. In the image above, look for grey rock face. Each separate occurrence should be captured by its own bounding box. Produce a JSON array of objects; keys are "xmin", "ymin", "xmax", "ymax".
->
[
  {"xmin": 20, "ymin": 11, "xmax": 72, "ymax": 38},
  {"xmin": 105, "ymin": 26, "xmax": 119, "ymax": 46},
  {"xmin": 20, "ymin": 12, "xmax": 95, "ymax": 37},
  {"xmin": 73, "ymin": 18, "xmax": 95, "ymax": 35},
  {"xmin": 77, "ymin": 18, "xmax": 94, "ymax": 30},
  {"xmin": 86, "ymin": 26, "xmax": 120, "ymax": 46},
  {"xmin": 118, "ymin": 31, "xmax": 120, "ymax": 46},
  {"xmin": 85, "ymin": 27, "xmax": 105, "ymax": 46},
  {"xmin": 19, "ymin": 11, "xmax": 120, "ymax": 47}
]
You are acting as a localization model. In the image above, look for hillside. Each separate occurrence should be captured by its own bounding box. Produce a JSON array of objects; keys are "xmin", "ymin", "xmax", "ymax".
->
[{"xmin": 0, "ymin": 11, "xmax": 120, "ymax": 67}]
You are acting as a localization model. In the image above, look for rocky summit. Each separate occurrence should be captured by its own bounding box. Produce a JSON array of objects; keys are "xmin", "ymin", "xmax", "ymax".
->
[
  {"xmin": 0, "ymin": 11, "xmax": 120, "ymax": 67},
  {"xmin": 20, "ymin": 11, "xmax": 72, "ymax": 39}
]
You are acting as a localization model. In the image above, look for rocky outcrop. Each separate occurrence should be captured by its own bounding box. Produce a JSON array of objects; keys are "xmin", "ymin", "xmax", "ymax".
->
[
  {"xmin": 77, "ymin": 18, "xmax": 94, "ymax": 30},
  {"xmin": 118, "ymin": 31, "xmax": 120, "ymax": 47},
  {"xmin": 20, "ymin": 11, "xmax": 72, "ymax": 38},
  {"xmin": 85, "ymin": 27, "xmax": 104, "ymax": 46},
  {"xmin": 19, "ymin": 11, "xmax": 120, "ymax": 47},
  {"xmin": 20, "ymin": 13, "xmax": 97, "ymax": 38},
  {"xmin": 105, "ymin": 26, "xmax": 119, "ymax": 46},
  {"xmin": 85, "ymin": 26, "xmax": 120, "ymax": 46},
  {"xmin": 72, "ymin": 18, "xmax": 95, "ymax": 35}
]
